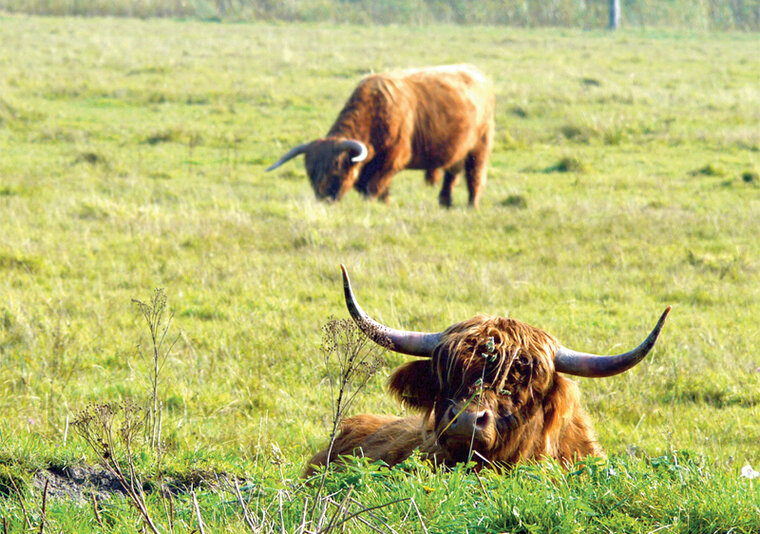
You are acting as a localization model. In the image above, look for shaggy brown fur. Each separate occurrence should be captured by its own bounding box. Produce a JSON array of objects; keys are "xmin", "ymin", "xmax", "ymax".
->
[
  {"xmin": 306, "ymin": 316, "xmax": 603, "ymax": 475},
  {"xmin": 302, "ymin": 65, "xmax": 494, "ymax": 207}
]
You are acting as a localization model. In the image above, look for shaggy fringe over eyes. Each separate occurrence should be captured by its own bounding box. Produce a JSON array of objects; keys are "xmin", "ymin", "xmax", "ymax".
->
[{"xmin": 433, "ymin": 315, "xmax": 560, "ymax": 396}]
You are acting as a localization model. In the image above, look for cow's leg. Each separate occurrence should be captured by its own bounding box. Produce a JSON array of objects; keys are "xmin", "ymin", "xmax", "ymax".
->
[
  {"xmin": 360, "ymin": 175, "xmax": 394, "ymax": 203},
  {"xmin": 378, "ymin": 187, "xmax": 391, "ymax": 204},
  {"xmin": 303, "ymin": 414, "xmax": 401, "ymax": 477},
  {"xmin": 425, "ymin": 168, "xmax": 442, "ymax": 185},
  {"xmin": 438, "ymin": 170, "xmax": 460, "ymax": 208},
  {"xmin": 465, "ymin": 130, "xmax": 493, "ymax": 208},
  {"xmin": 356, "ymin": 153, "xmax": 405, "ymax": 203}
]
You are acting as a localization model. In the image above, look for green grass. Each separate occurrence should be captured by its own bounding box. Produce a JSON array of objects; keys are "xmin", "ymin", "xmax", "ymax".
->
[{"xmin": 1, "ymin": 15, "xmax": 760, "ymax": 532}]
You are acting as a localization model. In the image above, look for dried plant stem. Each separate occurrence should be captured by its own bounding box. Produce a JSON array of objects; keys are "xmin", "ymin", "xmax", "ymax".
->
[
  {"xmin": 474, "ymin": 471, "xmax": 494, "ymax": 505},
  {"xmin": 37, "ymin": 480, "xmax": 49, "ymax": 534},
  {"xmin": 192, "ymin": 490, "xmax": 206, "ymax": 534},
  {"xmin": 340, "ymin": 511, "xmax": 391, "ymax": 534},
  {"xmin": 91, "ymin": 493, "xmax": 105, "ymax": 529},
  {"xmin": 316, "ymin": 496, "xmax": 330, "ymax": 532},
  {"xmin": 310, "ymin": 318, "xmax": 387, "ymax": 524},
  {"xmin": 436, "ymin": 384, "xmax": 482, "ymax": 440},
  {"xmin": 297, "ymin": 497, "xmax": 309, "ymax": 534},
  {"xmin": 166, "ymin": 490, "xmax": 176, "ymax": 534},
  {"xmin": 327, "ymin": 497, "xmax": 410, "ymax": 533},
  {"xmin": 233, "ymin": 480, "xmax": 258, "ymax": 532},
  {"xmin": 348, "ymin": 497, "xmax": 398, "ymax": 534},
  {"xmin": 63, "ymin": 414, "xmax": 69, "ymax": 446},
  {"xmin": 278, "ymin": 490, "xmax": 286, "ymax": 534},
  {"xmin": 132, "ymin": 288, "xmax": 179, "ymax": 453},
  {"xmin": 74, "ymin": 403, "xmax": 160, "ymax": 534},
  {"xmin": 8, "ymin": 475, "xmax": 32, "ymax": 530},
  {"xmin": 409, "ymin": 497, "xmax": 429, "ymax": 534},
  {"xmin": 467, "ymin": 365, "xmax": 488, "ymax": 465},
  {"xmin": 321, "ymin": 485, "xmax": 354, "ymax": 533}
]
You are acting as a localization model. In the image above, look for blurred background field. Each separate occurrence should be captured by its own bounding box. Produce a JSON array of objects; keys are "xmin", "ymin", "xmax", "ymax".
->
[
  {"xmin": 2, "ymin": 0, "xmax": 760, "ymax": 30},
  {"xmin": 0, "ymin": 11, "xmax": 759, "ymax": 532}
]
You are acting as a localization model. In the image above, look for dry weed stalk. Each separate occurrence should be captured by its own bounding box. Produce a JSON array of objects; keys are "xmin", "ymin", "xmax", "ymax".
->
[
  {"xmin": 6, "ymin": 471, "xmax": 32, "ymax": 530},
  {"xmin": 38, "ymin": 480, "xmax": 49, "ymax": 534},
  {"xmin": 232, "ymin": 480, "xmax": 258, "ymax": 532},
  {"xmin": 91, "ymin": 493, "xmax": 105, "ymax": 529},
  {"xmin": 227, "ymin": 319, "xmax": 391, "ymax": 533},
  {"xmin": 326, "ymin": 495, "xmax": 409, "ymax": 534},
  {"xmin": 73, "ymin": 402, "xmax": 160, "ymax": 534},
  {"xmin": 319, "ymin": 317, "xmax": 387, "ymax": 471},
  {"xmin": 305, "ymin": 318, "xmax": 387, "ymax": 529},
  {"xmin": 191, "ymin": 490, "xmax": 207, "ymax": 534},
  {"xmin": 162, "ymin": 489, "xmax": 176, "ymax": 534},
  {"xmin": 132, "ymin": 288, "xmax": 180, "ymax": 453}
]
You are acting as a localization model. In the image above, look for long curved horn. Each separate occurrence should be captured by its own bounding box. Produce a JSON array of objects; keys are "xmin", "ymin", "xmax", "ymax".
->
[
  {"xmin": 341, "ymin": 265, "xmax": 442, "ymax": 357},
  {"xmin": 265, "ymin": 142, "xmax": 311, "ymax": 172},
  {"xmin": 554, "ymin": 306, "xmax": 671, "ymax": 378},
  {"xmin": 337, "ymin": 140, "xmax": 368, "ymax": 163}
]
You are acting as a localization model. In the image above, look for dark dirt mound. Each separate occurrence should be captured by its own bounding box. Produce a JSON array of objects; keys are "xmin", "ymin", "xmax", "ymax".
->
[
  {"xmin": 31, "ymin": 464, "xmax": 247, "ymax": 502},
  {"xmin": 32, "ymin": 465, "xmax": 129, "ymax": 502}
]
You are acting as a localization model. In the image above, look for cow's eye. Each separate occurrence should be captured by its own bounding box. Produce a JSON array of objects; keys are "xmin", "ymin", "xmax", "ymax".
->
[
  {"xmin": 513, "ymin": 357, "xmax": 533, "ymax": 375},
  {"xmin": 498, "ymin": 413, "xmax": 518, "ymax": 431}
]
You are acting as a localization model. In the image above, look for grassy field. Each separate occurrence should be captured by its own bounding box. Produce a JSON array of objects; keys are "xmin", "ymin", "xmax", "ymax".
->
[{"xmin": 1, "ymin": 14, "xmax": 760, "ymax": 532}]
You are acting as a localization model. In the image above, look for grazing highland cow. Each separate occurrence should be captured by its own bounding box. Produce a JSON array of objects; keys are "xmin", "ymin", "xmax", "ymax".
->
[
  {"xmin": 267, "ymin": 65, "xmax": 494, "ymax": 207},
  {"xmin": 306, "ymin": 266, "xmax": 670, "ymax": 474}
]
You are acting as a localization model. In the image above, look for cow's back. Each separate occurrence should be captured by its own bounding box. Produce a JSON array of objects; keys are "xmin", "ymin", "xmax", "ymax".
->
[
  {"xmin": 346, "ymin": 65, "xmax": 493, "ymax": 170},
  {"xmin": 404, "ymin": 65, "xmax": 493, "ymax": 170}
]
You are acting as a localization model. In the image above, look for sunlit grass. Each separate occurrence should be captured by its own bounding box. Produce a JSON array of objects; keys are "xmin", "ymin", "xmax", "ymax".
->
[{"xmin": 1, "ymin": 15, "xmax": 759, "ymax": 531}]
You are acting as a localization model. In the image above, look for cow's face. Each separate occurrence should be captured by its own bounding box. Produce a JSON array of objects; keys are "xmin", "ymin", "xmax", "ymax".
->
[
  {"xmin": 304, "ymin": 140, "xmax": 363, "ymax": 202},
  {"xmin": 388, "ymin": 316, "xmax": 562, "ymax": 465}
]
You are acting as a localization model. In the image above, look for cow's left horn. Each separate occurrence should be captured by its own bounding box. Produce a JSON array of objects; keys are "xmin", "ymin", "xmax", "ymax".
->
[
  {"xmin": 338, "ymin": 140, "xmax": 368, "ymax": 163},
  {"xmin": 554, "ymin": 306, "xmax": 671, "ymax": 378},
  {"xmin": 266, "ymin": 142, "xmax": 311, "ymax": 172},
  {"xmin": 341, "ymin": 265, "xmax": 441, "ymax": 357}
]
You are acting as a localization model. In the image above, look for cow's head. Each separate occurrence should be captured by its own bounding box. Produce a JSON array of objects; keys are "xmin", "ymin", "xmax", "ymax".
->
[
  {"xmin": 266, "ymin": 138, "xmax": 368, "ymax": 201},
  {"xmin": 340, "ymin": 265, "xmax": 670, "ymax": 466}
]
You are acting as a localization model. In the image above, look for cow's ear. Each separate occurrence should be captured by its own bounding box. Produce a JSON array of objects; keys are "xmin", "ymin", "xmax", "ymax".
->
[{"xmin": 388, "ymin": 360, "xmax": 439, "ymax": 410}]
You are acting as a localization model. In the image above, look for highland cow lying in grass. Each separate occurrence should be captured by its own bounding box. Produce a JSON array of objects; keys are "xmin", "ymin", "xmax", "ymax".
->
[{"xmin": 306, "ymin": 266, "xmax": 670, "ymax": 474}]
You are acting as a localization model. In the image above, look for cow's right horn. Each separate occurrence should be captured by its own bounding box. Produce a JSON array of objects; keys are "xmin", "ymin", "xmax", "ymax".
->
[
  {"xmin": 266, "ymin": 142, "xmax": 312, "ymax": 172},
  {"xmin": 341, "ymin": 265, "xmax": 441, "ymax": 357},
  {"xmin": 553, "ymin": 306, "xmax": 671, "ymax": 378},
  {"xmin": 338, "ymin": 140, "xmax": 368, "ymax": 163}
]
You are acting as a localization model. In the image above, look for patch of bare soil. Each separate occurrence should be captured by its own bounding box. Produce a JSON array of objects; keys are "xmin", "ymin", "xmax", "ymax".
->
[
  {"xmin": 31, "ymin": 465, "xmax": 246, "ymax": 501},
  {"xmin": 32, "ymin": 465, "xmax": 129, "ymax": 502}
]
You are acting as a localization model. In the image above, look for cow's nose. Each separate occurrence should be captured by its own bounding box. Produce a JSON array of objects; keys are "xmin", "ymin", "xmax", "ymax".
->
[{"xmin": 446, "ymin": 405, "xmax": 492, "ymax": 437}]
